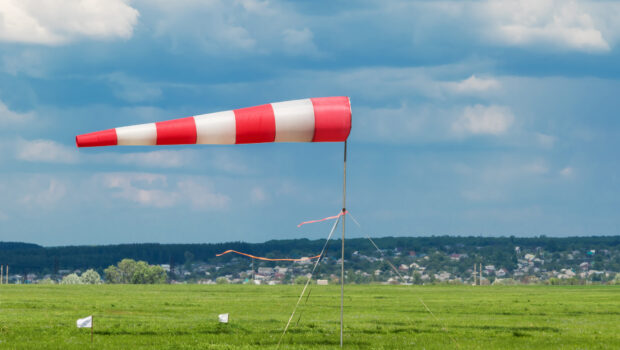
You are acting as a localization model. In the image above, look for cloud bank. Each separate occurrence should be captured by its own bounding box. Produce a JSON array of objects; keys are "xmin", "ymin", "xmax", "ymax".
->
[{"xmin": 0, "ymin": 0, "xmax": 139, "ymax": 45}]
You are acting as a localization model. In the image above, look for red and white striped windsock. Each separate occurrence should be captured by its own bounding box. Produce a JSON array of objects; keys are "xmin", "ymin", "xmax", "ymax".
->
[{"xmin": 76, "ymin": 97, "xmax": 351, "ymax": 147}]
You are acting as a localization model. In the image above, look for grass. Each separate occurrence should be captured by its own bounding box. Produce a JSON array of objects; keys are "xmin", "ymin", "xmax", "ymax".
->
[{"xmin": 0, "ymin": 284, "xmax": 618, "ymax": 349}]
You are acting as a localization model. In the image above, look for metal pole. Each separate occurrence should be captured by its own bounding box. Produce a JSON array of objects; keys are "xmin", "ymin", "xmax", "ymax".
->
[{"xmin": 340, "ymin": 140, "xmax": 347, "ymax": 347}]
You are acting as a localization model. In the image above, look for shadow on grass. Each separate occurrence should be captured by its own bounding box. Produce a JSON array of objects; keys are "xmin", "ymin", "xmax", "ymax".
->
[
  {"xmin": 453, "ymin": 325, "xmax": 560, "ymax": 333},
  {"xmin": 477, "ymin": 310, "xmax": 620, "ymax": 317},
  {"xmin": 96, "ymin": 324, "xmax": 252, "ymax": 336},
  {"xmin": 267, "ymin": 337, "xmax": 371, "ymax": 347},
  {"xmin": 359, "ymin": 326, "xmax": 436, "ymax": 335}
]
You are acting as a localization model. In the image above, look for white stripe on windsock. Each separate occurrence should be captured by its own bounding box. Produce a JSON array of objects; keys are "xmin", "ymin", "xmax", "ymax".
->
[
  {"xmin": 195, "ymin": 110, "xmax": 236, "ymax": 145},
  {"xmin": 116, "ymin": 123, "xmax": 156, "ymax": 146},
  {"xmin": 218, "ymin": 313, "xmax": 229, "ymax": 323},
  {"xmin": 272, "ymin": 99, "xmax": 315, "ymax": 142},
  {"xmin": 77, "ymin": 315, "xmax": 92, "ymax": 328}
]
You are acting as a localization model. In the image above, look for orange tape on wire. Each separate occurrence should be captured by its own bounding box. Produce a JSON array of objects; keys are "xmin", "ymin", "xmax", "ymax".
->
[
  {"xmin": 297, "ymin": 210, "xmax": 347, "ymax": 227},
  {"xmin": 216, "ymin": 250, "xmax": 320, "ymax": 262}
]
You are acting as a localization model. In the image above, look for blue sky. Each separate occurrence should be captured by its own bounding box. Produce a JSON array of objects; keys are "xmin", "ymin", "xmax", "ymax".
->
[{"xmin": 1, "ymin": 0, "xmax": 619, "ymax": 246}]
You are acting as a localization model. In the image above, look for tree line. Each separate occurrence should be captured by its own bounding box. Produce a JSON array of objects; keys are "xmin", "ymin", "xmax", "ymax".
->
[{"xmin": 0, "ymin": 236, "xmax": 618, "ymax": 274}]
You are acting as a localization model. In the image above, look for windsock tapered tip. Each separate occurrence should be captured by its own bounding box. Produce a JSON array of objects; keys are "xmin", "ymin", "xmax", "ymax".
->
[{"xmin": 76, "ymin": 129, "xmax": 117, "ymax": 148}]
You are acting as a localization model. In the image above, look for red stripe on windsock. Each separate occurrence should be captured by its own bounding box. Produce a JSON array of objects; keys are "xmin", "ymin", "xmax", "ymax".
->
[
  {"xmin": 234, "ymin": 104, "xmax": 276, "ymax": 144},
  {"xmin": 155, "ymin": 117, "xmax": 197, "ymax": 145},
  {"xmin": 311, "ymin": 97, "xmax": 351, "ymax": 142},
  {"xmin": 75, "ymin": 129, "xmax": 117, "ymax": 147}
]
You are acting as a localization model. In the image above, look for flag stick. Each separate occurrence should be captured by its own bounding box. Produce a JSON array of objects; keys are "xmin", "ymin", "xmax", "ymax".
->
[
  {"xmin": 91, "ymin": 316, "xmax": 94, "ymax": 343},
  {"xmin": 473, "ymin": 264, "xmax": 476, "ymax": 286},
  {"xmin": 340, "ymin": 140, "xmax": 347, "ymax": 347}
]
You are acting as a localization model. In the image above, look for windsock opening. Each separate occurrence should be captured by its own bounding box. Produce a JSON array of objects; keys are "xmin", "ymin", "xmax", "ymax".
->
[{"xmin": 310, "ymin": 96, "xmax": 351, "ymax": 142}]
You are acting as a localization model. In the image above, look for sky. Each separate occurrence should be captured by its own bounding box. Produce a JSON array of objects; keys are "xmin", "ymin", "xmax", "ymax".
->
[{"xmin": 1, "ymin": 0, "xmax": 619, "ymax": 246}]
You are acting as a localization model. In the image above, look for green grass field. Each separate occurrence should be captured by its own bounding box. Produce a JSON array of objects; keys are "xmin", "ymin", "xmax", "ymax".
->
[{"xmin": 0, "ymin": 284, "xmax": 618, "ymax": 349}]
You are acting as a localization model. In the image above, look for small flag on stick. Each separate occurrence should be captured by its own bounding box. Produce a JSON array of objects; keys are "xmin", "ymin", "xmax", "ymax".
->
[
  {"xmin": 77, "ymin": 315, "xmax": 92, "ymax": 328},
  {"xmin": 77, "ymin": 315, "xmax": 93, "ymax": 343},
  {"xmin": 218, "ymin": 313, "xmax": 229, "ymax": 323}
]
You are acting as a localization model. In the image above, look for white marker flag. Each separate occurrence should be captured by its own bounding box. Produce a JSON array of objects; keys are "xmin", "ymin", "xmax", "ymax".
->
[
  {"xmin": 77, "ymin": 315, "xmax": 92, "ymax": 328},
  {"xmin": 218, "ymin": 313, "xmax": 229, "ymax": 323}
]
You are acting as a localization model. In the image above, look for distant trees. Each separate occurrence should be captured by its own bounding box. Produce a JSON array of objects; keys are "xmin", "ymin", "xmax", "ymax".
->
[
  {"xmin": 413, "ymin": 272, "xmax": 422, "ymax": 285},
  {"xmin": 184, "ymin": 251, "xmax": 194, "ymax": 271},
  {"xmin": 104, "ymin": 259, "xmax": 166, "ymax": 284},
  {"xmin": 294, "ymin": 276, "xmax": 309, "ymax": 284},
  {"xmin": 61, "ymin": 273, "xmax": 82, "ymax": 285},
  {"xmin": 80, "ymin": 269, "xmax": 102, "ymax": 284},
  {"xmin": 60, "ymin": 269, "xmax": 102, "ymax": 285},
  {"xmin": 39, "ymin": 277, "xmax": 55, "ymax": 284},
  {"xmin": 104, "ymin": 265, "xmax": 121, "ymax": 283},
  {"xmin": 547, "ymin": 277, "xmax": 584, "ymax": 285}
]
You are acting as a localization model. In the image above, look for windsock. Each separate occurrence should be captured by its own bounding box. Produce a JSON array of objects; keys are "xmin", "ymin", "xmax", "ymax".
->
[{"xmin": 76, "ymin": 97, "xmax": 351, "ymax": 147}]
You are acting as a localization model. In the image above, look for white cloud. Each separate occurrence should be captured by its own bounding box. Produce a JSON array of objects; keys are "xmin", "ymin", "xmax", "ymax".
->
[
  {"xmin": 178, "ymin": 180, "xmax": 230, "ymax": 210},
  {"xmin": 522, "ymin": 160, "xmax": 549, "ymax": 175},
  {"xmin": 560, "ymin": 166, "xmax": 574, "ymax": 177},
  {"xmin": 102, "ymin": 172, "xmax": 166, "ymax": 189},
  {"xmin": 452, "ymin": 105, "xmax": 514, "ymax": 136},
  {"xmin": 444, "ymin": 75, "xmax": 501, "ymax": 94},
  {"xmin": 320, "ymin": 66, "xmax": 444, "ymax": 101},
  {"xmin": 16, "ymin": 139, "xmax": 78, "ymax": 164},
  {"xmin": 282, "ymin": 28, "xmax": 318, "ymax": 55},
  {"xmin": 536, "ymin": 133, "xmax": 556, "ymax": 149},
  {"xmin": 93, "ymin": 149, "xmax": 250, "ymax": 173},
  {"xmin": 353, "ymin": 102, "xmax": 514, "ymax": 144},
  {"xmin": 420, "ymin": 0, "xmax": 620, "ymax": 53},
  {"xmin": 235, "ymin": 0, "xmax": 274, "ymax": 15},
  {"xmin": 1, "ymin": 49, "xmax": 47, "ymax": 77},
  {"xmin": 250, "ymin": 186, "xmax": 268, "ymax": 203},
  {"xmin": 20, "ymin": 179, "xmax": 67, "ymax": 207},
  {"xmin": 0, "ymin": 100, "xmax": 34, "ymax": 125},
  {"xmin": 106, "ymin": 73, "xmax": 162, "ymax": 103},
  {"xmin": 145, "ymin": 0, "xmax": 258, "ymax": 52},
  {"xmin": 99, "ymin": 173, "xmax": 229, "ymax": 210},
  {"xmin": 209, "ymin": 151, "xmax": 251, "ymax": 174},
  {"xmin": 354, "ymin": 103, "xmax": 435, "ymax": 143},
  {"xmin": 481, "ymin": 0, "xmax": 611, "ymax": 52},
  {"xmin": 458, "ymin": 158, "xmax": 551, "ymax": 203},
  {"xmin": 101, "ymin": 173, "xmax": 176, "ymax": 208},
  {"xmin": 0, "ymin": 0, "xmax": 139, "ymax": 45},
  {"xmin": 141, "ymin": 0, "xmax": 316, "ymax": 55},
  {"xmin": 115, "ymin": 150, "xmax": 191, "ymax": 168},
  {"xmin": 465, "ymin": 158, "xmax": 551, "ymax": 180}
]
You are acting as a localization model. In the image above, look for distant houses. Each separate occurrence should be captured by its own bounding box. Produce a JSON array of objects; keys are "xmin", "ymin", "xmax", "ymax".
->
[{"xmin": 2, "ymin": 240, "xmax": 618, "ymax": 286}]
